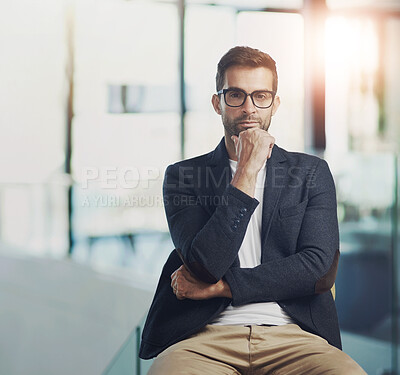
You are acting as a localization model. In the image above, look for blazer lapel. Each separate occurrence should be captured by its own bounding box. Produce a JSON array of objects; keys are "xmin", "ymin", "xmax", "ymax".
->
[{"xmin": 261, "ymin": 145, "xmax": 287, "ymax": 260}]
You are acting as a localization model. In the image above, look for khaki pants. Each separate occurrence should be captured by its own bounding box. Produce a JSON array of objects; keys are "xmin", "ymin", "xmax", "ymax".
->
[{"xmin": 148, "ymin": 324, "xmax": 366, "ymax": 375}]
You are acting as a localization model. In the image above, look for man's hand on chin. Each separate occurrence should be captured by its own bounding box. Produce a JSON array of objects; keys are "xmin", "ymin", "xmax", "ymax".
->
[
  {"xmin": 230, "ymin": 128, "xmax": 275, "ymax": 198},
  {"xmin": 170, "ymin": 265, "xmax": 232, "ymax": 300}
]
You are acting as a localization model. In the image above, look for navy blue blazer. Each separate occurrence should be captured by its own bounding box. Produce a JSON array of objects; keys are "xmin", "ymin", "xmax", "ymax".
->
[{"xmin": 139, "ymin": 138, "xmax": 341, "ymax": 360}]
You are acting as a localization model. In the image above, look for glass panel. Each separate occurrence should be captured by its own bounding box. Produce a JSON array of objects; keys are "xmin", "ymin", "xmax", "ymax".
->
[
  {"xmin": 72, "ymin": 0, "xmax": 178, "ymax": 280},
  {"xmin": 0, "ymin": 0, "xmax": 69, "ymax": 256},
  {"xmin": 103, "ymin": 318, "xmax": 154, "ymax": 375}
]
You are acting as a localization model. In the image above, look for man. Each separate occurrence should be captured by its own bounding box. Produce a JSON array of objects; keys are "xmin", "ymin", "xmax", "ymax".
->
[{"xmin": 140, "ymin": 46, "xmax": 365, "ymax": 374}]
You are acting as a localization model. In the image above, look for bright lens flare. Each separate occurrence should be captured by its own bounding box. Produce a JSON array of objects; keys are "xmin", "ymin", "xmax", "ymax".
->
[
  {"xmin": 325, "ymin": 16, "xmax": 379, "ymax": 76},
  {"xmin": 325, "ymin": 16, "xmax": 380, "ymax": 156}
]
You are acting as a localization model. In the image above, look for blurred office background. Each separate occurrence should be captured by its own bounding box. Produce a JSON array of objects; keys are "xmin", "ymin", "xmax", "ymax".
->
[{"xmin": 0, "ymin": 0, "xmax": 399, "ymax": 374}]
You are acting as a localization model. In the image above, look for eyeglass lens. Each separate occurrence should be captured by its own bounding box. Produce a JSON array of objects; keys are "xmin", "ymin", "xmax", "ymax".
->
[{"xmin": 225, "ymin": 89, "xmax": 273, "ymax": 108}]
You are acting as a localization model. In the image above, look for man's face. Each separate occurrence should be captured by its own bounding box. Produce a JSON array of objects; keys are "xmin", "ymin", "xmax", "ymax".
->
[{"xmin": 212, "ymin": 66, "xmax": 280, "ymax": 138}]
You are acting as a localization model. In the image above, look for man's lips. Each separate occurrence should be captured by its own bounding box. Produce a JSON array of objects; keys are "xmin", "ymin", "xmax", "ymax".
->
[{"xmin": 238, "ymin": 122, "xmax": 259, "ymax": 127}]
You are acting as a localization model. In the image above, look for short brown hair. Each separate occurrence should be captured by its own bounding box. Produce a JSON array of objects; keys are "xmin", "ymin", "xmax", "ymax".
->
[{"xmin": 216, "ymin": 46, "xmax": 278, "ymax": 92}]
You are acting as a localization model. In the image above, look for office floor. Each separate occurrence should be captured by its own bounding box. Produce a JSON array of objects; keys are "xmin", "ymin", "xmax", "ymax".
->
[{"xmin": 0, "ymin": 250, "xmax": 154, "ymax": 375}]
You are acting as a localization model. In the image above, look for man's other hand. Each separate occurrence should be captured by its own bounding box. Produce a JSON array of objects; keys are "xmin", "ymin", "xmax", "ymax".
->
[{"xmin": 170, "ymin": 265, "xmax": 232, "ymax": 300}]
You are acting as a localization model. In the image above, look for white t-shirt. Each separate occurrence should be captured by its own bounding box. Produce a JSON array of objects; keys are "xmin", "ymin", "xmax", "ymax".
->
[{"xmin": 211, "ymin": 159, "xmax": 294, "ymax": 326}]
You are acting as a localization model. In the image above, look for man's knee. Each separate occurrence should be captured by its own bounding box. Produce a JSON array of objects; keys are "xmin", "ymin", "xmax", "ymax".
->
[
  {"xmin": 275, "ymin": 346, "xmax": 367, "ymax": 375},
  {"xmin": 313, "ymin": 351, "xmax": 367, "ymax": 375},
  {"xmin": 338, "ymin": 356, "xmax": 367, "ymax": 375}
]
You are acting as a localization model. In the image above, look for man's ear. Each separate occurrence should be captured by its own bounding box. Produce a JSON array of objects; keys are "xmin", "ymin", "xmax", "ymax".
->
[
  {"xmin": 212, "ymin": 94, "xmax": 222, "ymax": 115},
  {"xmin": 271, "ymin": 95, "xmax": 280, "ymax": 116}
]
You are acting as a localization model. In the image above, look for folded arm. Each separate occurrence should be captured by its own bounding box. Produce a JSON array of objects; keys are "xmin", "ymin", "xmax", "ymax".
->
[
  {"xmin": 223, "ymin": 159, "xmax": 339, "ymax": 305},
  {"xmin": 164, "ymin": 164, "xmax": 259, "ymax": 283},
  {"xmin": 171, "ymin": 265, "xmax": 232, "ymax": 300}
]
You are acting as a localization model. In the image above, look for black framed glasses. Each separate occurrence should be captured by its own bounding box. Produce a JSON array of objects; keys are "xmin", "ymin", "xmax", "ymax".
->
[{"xmin": 217, "ymin": 88, "xmax": 276, "ymax": 109}]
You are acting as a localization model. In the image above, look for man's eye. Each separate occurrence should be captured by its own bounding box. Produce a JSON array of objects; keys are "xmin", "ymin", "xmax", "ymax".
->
[
  {"xmin": 255, "ymin": 93, "xmax": 267, "ymax": 100},
  {"xmin": 229, "ymin": 92, "xmax": 241, "ymax": 98}
]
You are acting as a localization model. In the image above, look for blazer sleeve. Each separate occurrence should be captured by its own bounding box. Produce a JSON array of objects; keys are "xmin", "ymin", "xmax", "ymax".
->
[
  {"xmin": 163, "ymin": 163, "xmax": 259, "ymax": 283},
  {"xmin": 223, "ymin": 159, "xmax": 340, "ymax": 305}
]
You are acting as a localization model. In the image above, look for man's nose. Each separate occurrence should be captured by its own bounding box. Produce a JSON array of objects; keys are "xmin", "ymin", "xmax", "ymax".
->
[{"xmin": 242, "ymin": 95, "xmax": 256, "ymax": 114}]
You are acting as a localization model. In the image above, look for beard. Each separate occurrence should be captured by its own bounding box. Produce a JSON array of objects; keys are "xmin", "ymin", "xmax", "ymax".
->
[{"xmin": 221, "ymin": 112, "xmax": 272, "ymax": 137}]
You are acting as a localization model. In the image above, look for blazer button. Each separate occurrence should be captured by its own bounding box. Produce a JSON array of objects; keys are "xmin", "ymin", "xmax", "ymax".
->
[
  {"xmin": 231, "ymin": 224, "xmax": 238, "ymax": 231},
  {"xmin": 238, "ymin": 212, "xmax": 244, "ymax": 218},
  {"xmin": 240, "ymin": 208, "xmax": 247, "ymax": 214}
]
